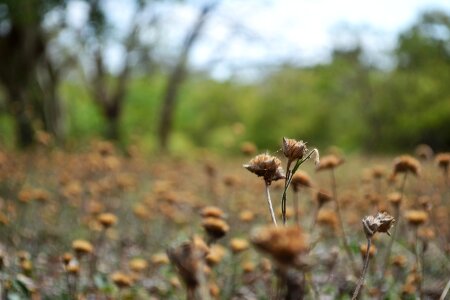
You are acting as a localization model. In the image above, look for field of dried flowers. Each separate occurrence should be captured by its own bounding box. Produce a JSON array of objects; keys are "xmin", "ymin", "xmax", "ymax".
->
[{"xmin": 0, "ymin": 140, "xmax": 449, "ymax": 300}]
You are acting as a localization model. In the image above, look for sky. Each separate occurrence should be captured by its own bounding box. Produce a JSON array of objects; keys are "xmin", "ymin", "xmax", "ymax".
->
[{"xmin": 67, "ymin": 0, "xmax": 450, "ymax": 79}]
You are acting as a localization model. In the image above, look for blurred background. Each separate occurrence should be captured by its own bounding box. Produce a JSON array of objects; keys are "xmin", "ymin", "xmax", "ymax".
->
[{"xmin": 0, "ymin": 0, "xmax": 449, "ymax": 154}]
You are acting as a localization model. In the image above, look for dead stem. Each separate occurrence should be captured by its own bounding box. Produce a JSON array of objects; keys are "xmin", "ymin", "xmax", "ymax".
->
[
  {"xmin": 265, "ymin": 182, "xmax": 278, "ymax": 227},
  {"xmin": 352, "ymin": 238, "xmax": 372, "ymax": 300}
]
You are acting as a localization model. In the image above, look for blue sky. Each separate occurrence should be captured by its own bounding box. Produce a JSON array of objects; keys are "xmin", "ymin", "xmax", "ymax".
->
[{"xmin": 67, "ymin": 0, "xmax": 450, "ymax": 78}]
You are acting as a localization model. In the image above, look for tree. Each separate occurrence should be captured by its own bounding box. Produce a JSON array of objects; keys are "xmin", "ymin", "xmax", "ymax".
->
[
  {"xmin": 157, "ymin": 1, "xmax": 219, "ymax": 150},
  {"xmin": 0, "ymin": 0, "xmax": 68, "ymax": 147}
]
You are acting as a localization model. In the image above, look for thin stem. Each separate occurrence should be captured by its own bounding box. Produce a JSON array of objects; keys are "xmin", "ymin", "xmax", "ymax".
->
[
  {"xmin": 281, "ymin": 150, "xmax": 318, "ymax": 225},
  {"xmin": 352, "ymin": 238, "xmax": 372, "ymax": 300},
  {"xmin": 293, "ymin": 190, "xmax": 300, "ymax": 226},
  {"xmin": 414, "ymin": 227, "xmax": 422, "ymax": 299},
  {"xmin": 440, "ymin": 277, "xmax": 450, "ymax": 300},
  {"xmin": 331, "ymin": 169, "xmax": 356, "ymax": 271},
  {"xmin": 265, "ymin": 182, "xmax": 278, "ymax": 227}
]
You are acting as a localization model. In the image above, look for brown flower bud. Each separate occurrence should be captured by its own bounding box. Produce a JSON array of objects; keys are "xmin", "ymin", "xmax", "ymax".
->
[
  {"xmin": 282, "ymin": 137, "xmax": 307, "ymax": 164},
  {"xmin": 362, "ymin": 212, "xmax": 395, "ymax": 239}
]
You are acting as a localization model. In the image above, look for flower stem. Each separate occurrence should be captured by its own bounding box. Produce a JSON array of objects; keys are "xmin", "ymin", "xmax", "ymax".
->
[
  {"xmin": 352, "ymin": 238, "xmax": 372, "ymax": 300},
  {"xmin": 265, "ymin": 182, "xmax": 277, "ymax": 227}
]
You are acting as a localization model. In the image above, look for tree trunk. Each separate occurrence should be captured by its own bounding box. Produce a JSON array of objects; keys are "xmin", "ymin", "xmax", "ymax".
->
[{"xmin": 158, "ymin": 2, "xmax": 218, "ymax": 151}]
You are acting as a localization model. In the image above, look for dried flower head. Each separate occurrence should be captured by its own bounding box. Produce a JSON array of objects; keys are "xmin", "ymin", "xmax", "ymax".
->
[
  {"xmin": 97, "ymin": 213, "xmax": 118, "ymax": 228},
  {"xmin": 111, "ymin": 271, "xmax": 133, "ymax": 288},
  {"xmin": 240, "ymin": 141, "xmax": 257, "ymax": 156},
  {"xmin": 282, "ymin": 137, "xmax": 307, "ymax": 164},
  {"xmin": 362, "ymin": 212, "xmax": 395, "ymax": 239},
  {"xmin": 435, "ymin": 153, "xmax": 450, "ymax": 171},
  {"xmin": 404, "ymin": 210, "xmax": 428, "ymax": 226},
  {"xmin": 317, "ymin": 209, "xmax": 338, "ymax": 230},
  {"xmin": 291, "ymin": 171, "xmax": 313, "ymax": 192},
  {"xmin": 200, "ymin": 206, "xmax": 225, "ymax": 219},
  {"xmin": 230, "ymin": 238, "xmax": 250, "ymax": 254},
  {"xmin": 205, "ymin": 244, "xmax": 226, "ymax": 266},
  {"xmin": 243, "ymin": 153, "xmax": 285, "ymax": 184},
  {"xmin": 316, "ymin": 155, "xmax": 344, "ymax": 171},
  {"xmin": 392, "ymin": 155, "xmax": 421, "ymax": 177},
  {"xmin": 371, "ymin": 166, "xmax": 386, "ymax": 179},
  {"xmin": 251, "ymin": 225, "xmax": 308, "ymax": 265},
  {"xmin": 315, "ymin": 190, "xmax": 333, "ymax": 208},
  {"xmin": 415, "ymin": 144, "xmax": 434, "ymax": 161},
  {"xmin": 167, "ymin": 237, "xmax": 210, "ymax": 289},
  {"xmin": 72, "ymin": 239, "xmax": 94, "ymax": 256},
  {"xmin": 61, "ymin": 253, "xmax": 73, "ymax": 266},
  {"xmin": 387, "ymin": 192, "xmax": 403, "ymax": 207},
  {"xmin": 129, "ymin": 258, "xmax": 148, "ymax": 273},
  {"xmin": 239, "ymin": 210, "xmax": 255, "ymax": 222},
  {"xmin": 202, "ymin": 217, "xmax": 230, "ymax": 240},
  {"xmin": 360, "ymin": 243, "xmax": 377, "ymax": 258},
  {"xmin": 151, "ymin": 253, "xmax": 170, "ymax": 266}
]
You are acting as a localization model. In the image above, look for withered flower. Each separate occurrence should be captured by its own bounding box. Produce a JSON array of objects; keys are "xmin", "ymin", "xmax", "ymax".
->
[
  {"xmin": 202, "ymin": 217, "xmax": 230, "ymax": 240},
  {"xmin": 415, "ymin": 144, "xmax": 434, "ymax": 161},
  {"xmin": 243, "ymin": 153, "xmax": 285, "ymax": 185},
  {"xmin": 282, "ymin": 137, "xmax": 307, "ymax": 165},
  {"xmin": 251, "ymin": 225, "xmax": 308, "ymax": 265},
  {"xmin": 200, "ymin": 206, "xmax": 225, "ymax": 219},
  {"xmin": 404, "ymin": 210, "xmax": 428, "ymax": 226},
  {"xmin": 392, "ymin": 155, "xmax": 421, "ymax": 177},
  {"xmin": 230, "ymin": 238, "xmax": 250, "ymax": 254},
  {"xmin": 315, "ymin": 190, "xmax": 332, "ymax": 208},
  {"xmin": 72, "ymin": 239, "xmax": 94, "ymax": 256},
  {"xmin": 316, "ymin": 155, "xmax": 344, "ymax": 171},
  {"xmin": 97, "ymin": 213, "xmax": 118, "ymax": 229},
  {"xmin": 362, "ymin": 212, "xmax": 395, "ymax": 239},
  {"xmin": 129, "ymin": 258, "xmax": 148, "ymax": 273},
  {"xmin": 435, "ymin": 152, "xmax": 450, "ymax": 171},
  {"xmin": 167, "ymin": 237, "xmax": 210, "ymax": 290},
  {"xmin": 291, "ymin": 171, "xmax": 313, "ymax": 192},
  {"xmin": 111, "ymin": 271, "xmax": 133, "ymax": 288}
]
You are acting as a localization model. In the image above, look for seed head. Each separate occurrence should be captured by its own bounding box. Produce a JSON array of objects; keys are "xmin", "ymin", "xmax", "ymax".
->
[
  {"xmin": 72, "ymin": 239, "xmax": 94, "ymax": 256},
  {"xmin": 251, "ymin": 225, "xmax": 308, "ymax": 265},
  {"xmin": 243, "ymin": 153, "xmax": 285, "ymax": 185},
  {"xmin": 200, "ymin": 206, "xmax": 225, "ymax": 219},
  {"xmin": 415, "ymin": 144, "xmax": 434, "ymax": 161},
  {"xmin": 315, "ymin": 190, "xmax": 333, "ymax": 208},
  {"xmin": 316, "ymin": 155, "xmax": 344, "ymax": 171},
  {"xmin": 435, "ymin": 153, "xmax": 450, "ymax": 171},
  {"xmin": 282, "ymin": 137, "xmax": 307, "ymax": 164},
  {"xmin": 291, "ymin": 171, "xmax": 313, "ymax": 192},
  {"xmin": 362, "ymin": 212, "xmax": 395, "ymax": 239},
  {"xmin": 111, "ymin": 271, "xmax": 133, "ymax": 288},
  {"xmin": 404, "ymin": 210, "xmax": 428, "ymax": 226},
  {"xmin": 202, "ymin": 217, "xmax": 230, "ymax": 240},
  {"xmin": 230, "ymin": 238, "xmax": 250, "ymax": 254},
  {"xmin": 97, "ymin": 213, "xmax": 118, "ymax": 229},
  {"xmin": 129, "ymin": 258, "xmax": 148, "ymax": 273},
  {"xmin": 392, "ymin": 155, "xmax": 421, "ymax": 177}
]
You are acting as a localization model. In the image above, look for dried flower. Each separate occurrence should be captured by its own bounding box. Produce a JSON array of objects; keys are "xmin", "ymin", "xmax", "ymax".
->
[
  {"xmin": 97, "ymin": 213, "xmax": 118, "ymax": 228},
  {"xmin": 360, "ymin": 243, "xmax": 377, "ymax": 258},
  {"xmin": 362, "ymin": 212, "xmax": 395, "ymax": 239},
  {"xmin": 291, "ymin": 171, "xmax": 313, "ymax": 192},
  {"xmin": 392, "ymin": 155, "xmax": 421, "ymax": 177},
  {"xmin": 129, "ymin": 258, "xmax": 148, "ymax": 273},
  {"xmin": 151, "ymin": 253, "xmax": 170, "ymax": 266},
  {"xmin": 200, "ymin": 206, "xmax": 225, "ymax": 219},
  {"xmin": 243, "ymin": 153, "xmax": 285, "ymax": 184},
  {"xmin": 111, "ymin": 271, "xmax": 133, "ymax": 288},
  {"xmin": 316, "ymin": 155, "xmax": 344, "ymax": 171},
  {"xmin": 240, "ymin": 141, "xmax": 257, "ymax": 156},
  {"xmin": 316, "ymin": 190, "xmax": 332, "ymax": 208},
  {"xmin": 239, "ymin": 210, "xmax": 255, "ymax": 222},
  {"xmin": 404, "ymin": 210, "xmax": 428, "ymax": 226},
  {"xmin": 435, "ymin": 153, "xmax": 450, "ymax": 171},
  {"xmin": 72, "ymin": 239, "xmax": 94, "ymax": 256},
  {"xmin": 251, "ymin": 225, "xmax": 308, "ymax": 265},
  {"xmin": 415, "ymin": 144, "xmax": 434, "ymax": 161},
  {"xmin": 387, "ymin": 192, "xmax": 403, "ymax": 207},
  {"xmin": 282, "ymin": 137, "xmax": 307, "ymax": 165},
  {"xmin": 202, "ymin": 217, "xmax": 230, "ymax": 240},
  {"xmin": 230, "ymin": 238, "xmax": 249, "ymax": 254}
]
